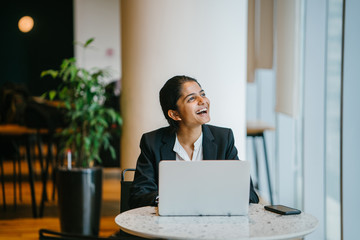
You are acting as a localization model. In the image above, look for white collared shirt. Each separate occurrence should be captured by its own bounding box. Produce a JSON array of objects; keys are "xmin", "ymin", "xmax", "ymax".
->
[{"xmin": 173, "ymin": 133, "xmax": 203, "ymax": 161}]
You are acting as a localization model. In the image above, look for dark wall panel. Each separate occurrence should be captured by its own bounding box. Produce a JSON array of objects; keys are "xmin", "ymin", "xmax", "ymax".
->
[{"xmin": 1, "ymin": 0, "xmax": 74, "ymax": 96}]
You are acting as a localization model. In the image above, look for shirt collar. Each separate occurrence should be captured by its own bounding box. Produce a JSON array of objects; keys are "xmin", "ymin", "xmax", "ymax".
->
[
  {"xmin": 173, "ymin": 132, "xmax": 203, "ymax": 160},
  {"xmin": 194, "ymin": 132, "xmax": 203, "ymax": 150}
]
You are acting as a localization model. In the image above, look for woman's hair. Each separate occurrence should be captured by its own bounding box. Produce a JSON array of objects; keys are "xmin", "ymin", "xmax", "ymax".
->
[{"xmin": 159, "ymin": 75, "xmax": 201, "ymax": 130}]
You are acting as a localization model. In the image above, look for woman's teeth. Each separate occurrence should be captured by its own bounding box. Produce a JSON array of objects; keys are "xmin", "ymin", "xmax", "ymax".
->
[{"xmin": 196, "ymin": 108, "xmax": 207, "ymax": 114}]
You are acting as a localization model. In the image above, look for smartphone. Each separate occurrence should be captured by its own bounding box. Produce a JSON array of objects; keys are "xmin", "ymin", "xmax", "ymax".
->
[{"xmin": 264, "ymin": 205, "xmax": 301, "ymax": 215}]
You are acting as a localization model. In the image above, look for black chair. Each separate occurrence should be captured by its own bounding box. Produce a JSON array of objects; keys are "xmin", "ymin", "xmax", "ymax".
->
[
  {"xmin": 120, "ymin": 168, "xmax": 136, "ymax": 213},
  {"xmin": 0, "ymin": 83, "xmax": 30, "ymax": 212},
  {"xmin": 38, "ymin": 168, "xmax": 146, "ymax": 240},
  {"xmin": 39, "ymin": 229, "xmax": 108, "ymax": 240},
  {"xmin": 24, "ymin": 100, "xmax": 64, "ymax": 217},
  {"xmin": 112, "ymin": 168, "xmax": 153, "ymax": 240},
  {"xmin": 0, "ymin": 125, "xmax": 40, "ymax": 217},
  {"xmin": 0, "ymin": 140, "xmax": 21, "ymax": 210},
  {"xmin": 39, "ymin": 228, "xmax": 145, "ymax": 240},
  {"xmin": 0, "ymin": 83, "xmax": 66, "ymax": 216}
]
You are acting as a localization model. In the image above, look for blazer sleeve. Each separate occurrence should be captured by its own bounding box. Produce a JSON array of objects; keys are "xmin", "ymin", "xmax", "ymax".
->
[
  {"xmin": 128, "ymin": 134, "xmax": 158, "ymax": 209},
  {"xmin": 225, "ymin": 128, "xmax": 239, "ymax": 160},
  {"xmin": 226, "ymin": 128, "xmax": 259, "ymax": 204}
]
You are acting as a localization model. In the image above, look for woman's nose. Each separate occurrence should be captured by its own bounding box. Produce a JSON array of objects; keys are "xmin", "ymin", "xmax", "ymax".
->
[{"xmin": 198, "ymin": 96, "xmax": 205, "ymax": 105}]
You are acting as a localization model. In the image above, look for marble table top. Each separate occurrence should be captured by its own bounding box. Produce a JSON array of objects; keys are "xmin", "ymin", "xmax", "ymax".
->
[{"xmin": 115, "ymin": 204, "xmax": 318, "ymax": 240}]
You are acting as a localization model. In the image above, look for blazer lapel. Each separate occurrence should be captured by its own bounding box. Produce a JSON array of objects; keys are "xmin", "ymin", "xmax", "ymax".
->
[
  {"xmin": 202, "ymin": 125, "xmax": 218, "ymax": 160},
  {"xmin": 160, "ymin": 128, "xmax": 176, "ymax": 161},
  {"xmin": 160, "ymin": 125, "xmax": 218, "ymax": 160}
]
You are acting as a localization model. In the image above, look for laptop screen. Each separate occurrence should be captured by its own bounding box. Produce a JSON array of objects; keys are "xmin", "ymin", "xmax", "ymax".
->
[{"xmin": 158, "ymin": 160, "xmax": 250, "ymax": 216}]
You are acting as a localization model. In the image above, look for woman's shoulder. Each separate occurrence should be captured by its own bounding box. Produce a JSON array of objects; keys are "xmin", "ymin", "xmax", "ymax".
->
[
  {"xmin": 141, "ymin": 126, "xmax": 173, "ymax": 141},
  {"xmin": 203, "ymin": 124, "xmax": 233, "ymax": 133},
  {"xmin": 203, "ymin": 124, "xmax": 234, "ymax": 140},
  {"xmin": 143, "ymin": 126, "xmax": 171, "ymax": 135}
]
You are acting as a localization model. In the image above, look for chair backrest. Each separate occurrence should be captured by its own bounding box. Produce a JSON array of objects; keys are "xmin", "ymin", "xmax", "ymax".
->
[
  {"xmin": 39, "ymin": 229, "xmax": 108, "ymax": 240},
  {"xmin": 120, "ymin": 168, "xmax": 136, "ymax": 213}
]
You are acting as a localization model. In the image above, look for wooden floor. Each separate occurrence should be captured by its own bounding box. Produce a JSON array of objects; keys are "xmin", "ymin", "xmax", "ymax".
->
[{"xmin": 0, "ymin": 158, "xmax": 122, "ymax": 240}]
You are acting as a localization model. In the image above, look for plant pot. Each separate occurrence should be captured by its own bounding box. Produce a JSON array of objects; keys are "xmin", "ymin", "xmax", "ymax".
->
[{"xmin": 56, "ymin": 166, "xmax": 103, "ymax": 236}]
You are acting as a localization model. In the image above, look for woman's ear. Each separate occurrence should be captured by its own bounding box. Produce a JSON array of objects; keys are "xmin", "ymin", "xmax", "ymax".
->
[{"xmin": 168, "ymin": 109, "xmax": 181, "ymax": 121}]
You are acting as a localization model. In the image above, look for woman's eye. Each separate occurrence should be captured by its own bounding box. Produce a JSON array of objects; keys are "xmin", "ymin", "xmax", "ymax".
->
[
  {"xmin": 201, "ymin": 92, "xmax": 206, "ymax": 97},
  {"xmin": 187, "ymin": 97, "xmax": 195, "ymax": 102}
]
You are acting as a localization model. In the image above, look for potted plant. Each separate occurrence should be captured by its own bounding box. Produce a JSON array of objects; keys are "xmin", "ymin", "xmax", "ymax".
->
[{"xmin": 41, "ymin": 38, "xmax": 122, "ymax": 236}]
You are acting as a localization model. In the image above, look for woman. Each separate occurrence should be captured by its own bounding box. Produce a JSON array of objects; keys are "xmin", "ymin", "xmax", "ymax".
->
[{"xmin": 129, "ymin": 75, "xmax": 259, "ymax": 209}]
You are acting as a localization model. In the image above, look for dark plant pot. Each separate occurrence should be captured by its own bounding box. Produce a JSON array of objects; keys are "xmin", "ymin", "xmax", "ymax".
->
[{"xmin": 56, "ymin": 166, "xmax": 103, "ymax": 236}]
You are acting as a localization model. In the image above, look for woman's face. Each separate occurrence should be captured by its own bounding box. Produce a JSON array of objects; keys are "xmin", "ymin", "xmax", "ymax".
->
[{"xmin": 171, "ymin": 81, "xmax": 210, "ymax": 129}]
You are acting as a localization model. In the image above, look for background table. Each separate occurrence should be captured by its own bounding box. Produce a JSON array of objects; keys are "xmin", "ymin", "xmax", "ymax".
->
[{"xmin": 115, "ymin": 204, "xmax": 318, "ymax": 240}]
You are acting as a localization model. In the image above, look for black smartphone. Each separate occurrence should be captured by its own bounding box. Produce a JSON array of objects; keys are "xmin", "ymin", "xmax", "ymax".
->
[{"xmin": 264, "ymin": 205, "xmax": 301, "ymax": 215}]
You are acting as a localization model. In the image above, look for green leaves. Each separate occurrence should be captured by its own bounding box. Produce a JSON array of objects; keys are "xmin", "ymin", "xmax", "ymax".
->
[
  {"xmin": 41, "ymin": 69, "xmax": 58, "ymax": 78},
  {"xmin": 48, "ymin": 90, "xmax": 57, "ymax": 100},
  {"xmin": 84, "ymin": 38, "xmax": 95, "ymax": 48},
  {"xmin": 41, "ymin": 38, "xmax": 122, "ymax": 168}
]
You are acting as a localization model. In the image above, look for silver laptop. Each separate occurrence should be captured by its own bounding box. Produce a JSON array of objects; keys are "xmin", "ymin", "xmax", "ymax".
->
[{"xmin": 158, "ymin": 160, "xmax": 250, "ymax": 216}]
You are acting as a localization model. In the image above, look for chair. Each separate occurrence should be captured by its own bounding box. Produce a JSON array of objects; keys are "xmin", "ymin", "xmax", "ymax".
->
[
  {"xmin": 39, "ymin": 228, "xmax": 151, "ymax": 240},
  {"xmin": 39, "ymin": 229, "xmax": 110, "ymax": 240},
  {"xmin": 247, "ymin": 120, "xmax": 275, "ymax": 205},
  {"xmin": 120, "ymin": 168, "xmax": 136, "ymax": 213},
  {"xmin": 0, "ymin": 124, "xmax": 40, "ymax": 216},
  {"xmin": 38, "ymin": 169, "xmax": 145, "ymax": 240},
  {"xmin": 39, "ymin": 171, "xmax": 149, "ymax": 239},
  {"xmin": 24, "ymin": 99, "xmax": 67, "ymax": 217},
  {"xmin": 0, "ymin": 139, "xmax": 22, "ymax": 210},
  {"xmin": 0, "ymin": 84, "xmax": 33, "ymax": 212},
  {"xmin": 0, "ymin": 84, "xmax": 65, "ymax": 217}
]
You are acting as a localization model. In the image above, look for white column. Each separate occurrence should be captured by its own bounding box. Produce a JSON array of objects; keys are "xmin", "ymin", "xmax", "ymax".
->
[
  {"xmin": 121, "ymin": 0, "xmax": 248, "ymax": 169},
  {"xmin": 302, "ymin": 0, "xmax": 327, "ymax": 239},
  {"xmin": 342, "ymin": 0, "xmax": 360, "ymax": 238}
]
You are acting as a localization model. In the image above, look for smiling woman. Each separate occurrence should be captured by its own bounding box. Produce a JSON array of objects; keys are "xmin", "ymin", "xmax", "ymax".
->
[
  {"xmin": 159, "ymin": 76, "xmax": 210, "ymax": 132},
  {"xmin": 128, "ymin": 75, "xmax": 259, "ymax": 209},
  {"xmin": 169, "ymin": 81, "xmax": 210, "ymax": 131}
]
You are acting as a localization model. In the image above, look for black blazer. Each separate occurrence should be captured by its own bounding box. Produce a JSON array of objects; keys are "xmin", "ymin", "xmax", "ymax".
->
[{"xmin": 129, "ymin": 124, "xmax": 259, "ymax": 209}]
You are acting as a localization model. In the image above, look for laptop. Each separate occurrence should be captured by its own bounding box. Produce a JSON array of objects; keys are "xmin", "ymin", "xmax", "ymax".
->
[{"xmin": 158, "ymin": 160, "xmax": 250, "ymax": 216}]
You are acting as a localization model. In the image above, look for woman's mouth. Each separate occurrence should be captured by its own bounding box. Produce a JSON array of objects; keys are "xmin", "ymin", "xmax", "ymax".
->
[{"xmin": 196, "ymin": 108, "xmax": 208, "ymax": 115}]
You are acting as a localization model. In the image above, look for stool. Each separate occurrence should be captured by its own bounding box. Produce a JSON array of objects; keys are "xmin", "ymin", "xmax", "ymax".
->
[{"xmin": 247, "ymin": 121, "xmax": 275, "ymax": 204}]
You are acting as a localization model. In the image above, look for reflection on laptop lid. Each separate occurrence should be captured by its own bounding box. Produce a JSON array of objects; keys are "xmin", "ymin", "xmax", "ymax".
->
[{"xmin": 158, "ymin": 160, "xmax": 250, "ymax": 216}]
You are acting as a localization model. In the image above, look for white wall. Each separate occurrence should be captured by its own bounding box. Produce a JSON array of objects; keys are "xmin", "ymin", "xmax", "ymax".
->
[
  {"xmin": 73, "ymin": 0, "xmax": 121, "ymax": 83},
  {"xmin": 121, "ymin": 0, "xmax": 248, "ymax": 168}
]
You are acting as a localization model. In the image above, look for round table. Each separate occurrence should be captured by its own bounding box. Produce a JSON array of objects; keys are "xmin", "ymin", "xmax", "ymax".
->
[{"xmin": 115, "ymin": 204, "xmax": 318, "ymax": 240}]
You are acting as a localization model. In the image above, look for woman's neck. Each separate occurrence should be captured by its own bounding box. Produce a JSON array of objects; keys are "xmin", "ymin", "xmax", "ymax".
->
[{"xmin": 176, "ymin": 125, "xmax": 202, "ymax": 148}]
